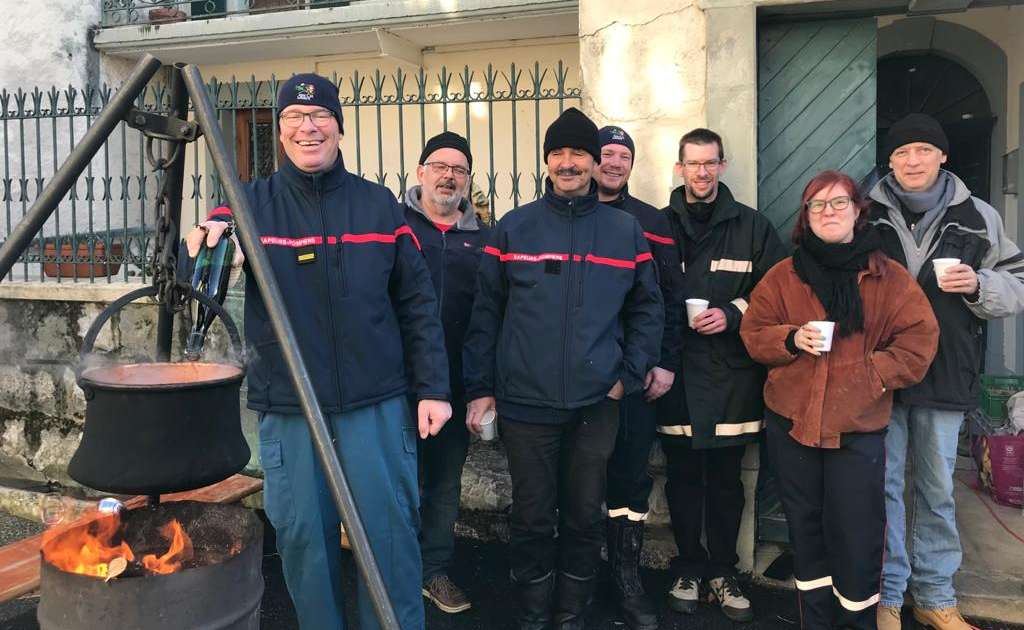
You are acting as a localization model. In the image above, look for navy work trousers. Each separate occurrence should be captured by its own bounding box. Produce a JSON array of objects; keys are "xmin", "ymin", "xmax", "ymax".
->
[
  {"xmin": 259, "ymin": 396, "xmax": 424, "ymax": 630},
  {"xmin": 607, "ymin": 391, "xmax": 658, "ymax": 520}
]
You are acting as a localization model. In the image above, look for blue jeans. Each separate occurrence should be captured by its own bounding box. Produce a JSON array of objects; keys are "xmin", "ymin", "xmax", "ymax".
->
[
  {"xmin": 881, "ymin": 403, "xmax": 963, "ymax": 610},
  {"xmin": 419, "ymin": 397, "xmax": 470, "ymax": 581},
  {"xmin": 259, "ymin": 396, "xmax": 424, "ymax": 630}
]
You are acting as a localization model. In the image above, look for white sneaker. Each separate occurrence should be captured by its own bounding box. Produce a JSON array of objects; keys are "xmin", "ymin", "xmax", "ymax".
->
[
  {"xmin": 708, "ymin": 575, "xmax": 753, "ymax": 622},
  {"xmin": 667, "ymin": 576, "xmax": 701, "ymax": 613}
]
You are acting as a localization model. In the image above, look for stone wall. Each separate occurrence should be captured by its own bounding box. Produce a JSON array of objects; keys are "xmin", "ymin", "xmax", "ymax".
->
[{"xmin": 0, "ymin": 284, "xmax": 160, "ymax": 484}]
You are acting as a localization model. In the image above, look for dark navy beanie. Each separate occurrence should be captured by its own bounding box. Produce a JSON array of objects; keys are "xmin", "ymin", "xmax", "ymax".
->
[
  {"xmin": 599, "ymin": 126, "xmax": 635, "ymax": 159},
  {"xmin": 544, "ymin": 107, "xmax": 600, "ymax": 164},
  {"xmin": 277, "ymin": 73, "xmax": 344, "ymax": 133},
  {"xmin": 419, "ymin": 131, "xmax": 473, "ymax": 170},
  {"xmin": 884, "ymin": 113, "xmax": 949, "ymax": 158}
]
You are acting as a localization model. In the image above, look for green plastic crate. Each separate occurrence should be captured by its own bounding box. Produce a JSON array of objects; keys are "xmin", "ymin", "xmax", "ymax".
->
[{"xmin": 978, "ymin": 374, "xmax": 1024, "ymax": 420}]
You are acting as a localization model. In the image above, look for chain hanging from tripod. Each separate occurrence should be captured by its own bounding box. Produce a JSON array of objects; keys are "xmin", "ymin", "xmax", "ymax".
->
[{"xmin": 125, "ymin": 105, "xmax": 201, "ymax": 316}]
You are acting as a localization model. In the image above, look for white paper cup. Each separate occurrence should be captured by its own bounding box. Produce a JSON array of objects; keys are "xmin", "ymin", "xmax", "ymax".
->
[
  {"xmin": 932, "ymin": 258, "xmax": 960, "ymax": 286},
  {"xmin": 809, "ymin": 321, "xmax": 836, "ymax": 352},
  {"xmin": 686, "ymin": 299, "xmax": 710, "ymax": 328},
  {"xmin": 479, "ymin": 409, "xmax": 498, "ymax": 442}
]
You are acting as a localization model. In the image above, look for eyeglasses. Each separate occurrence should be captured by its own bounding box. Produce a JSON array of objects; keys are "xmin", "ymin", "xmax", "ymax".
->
[
  {"xmin": 279, "ymin": 110, "xmax": 336, "ymax": 128},
  {"xmin": 423, "ymin": 161, "xmax": 470, "ymax": 178},
  {"xmin": 680, "ymin": 159, "xmax": 723, "ymax": 173},
  {"xmin": 805, "ymin": 196, "xmax": 852, "ymax": 214}
]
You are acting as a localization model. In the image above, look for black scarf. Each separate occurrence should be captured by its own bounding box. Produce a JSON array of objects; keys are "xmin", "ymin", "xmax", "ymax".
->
[{"xmin": 792, "ymin": 226, "xmax": 882, "ymax": 337}]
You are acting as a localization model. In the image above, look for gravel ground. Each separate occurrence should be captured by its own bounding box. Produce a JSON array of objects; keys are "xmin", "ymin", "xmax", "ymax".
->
[{"xmin": 0, "ymin": 512, "xmax": 42, "ymax": 548}]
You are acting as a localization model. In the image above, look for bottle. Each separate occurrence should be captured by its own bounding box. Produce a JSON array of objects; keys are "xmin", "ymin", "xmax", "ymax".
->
[{"xmin": 185, "ymin": 226, "xmax": 235, "ymax": 361}]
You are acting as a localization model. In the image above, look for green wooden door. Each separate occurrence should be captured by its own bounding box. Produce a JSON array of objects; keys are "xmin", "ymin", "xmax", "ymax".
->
[
  {"xmin": 758, "ymin": 18, "xmax": 877, "ymax": 235},
  {"xmin": 756, "ymin": 18, "xmax": 878, "ymax": 544}
]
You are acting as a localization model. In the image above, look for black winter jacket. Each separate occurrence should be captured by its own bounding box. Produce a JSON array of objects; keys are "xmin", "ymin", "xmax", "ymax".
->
[
  {"xmin": 657, "ymin": 183, "xmax": 787, "ymax": 448},
  {"xmin": 463, "ymin": 180, "xmax": 664, "ymax": 422},
  {"xmin": 606, "ymin": 188, "xmax": 684, "ymax": 373},
  {"xmin": 402, "ymin": 186, "xmax": 490, "ymax": 401},
  {"xmin": 215, "ymin": 156, "xmax": 450, "ymax": 414}
]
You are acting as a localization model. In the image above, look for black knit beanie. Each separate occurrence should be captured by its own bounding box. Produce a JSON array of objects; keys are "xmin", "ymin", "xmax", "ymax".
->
[
  {"xmin": 277, "ymin": 73, "xmax": 344, "ymax": 133},
  {"xmin": 599, "ymin": 125, "xmax": 635, "ymax": 159},
  {"xmin": 544, "ymin": 107, "xmax": 601, "ymax": 164},
  {"xmin": 419, "ymin": 131, "xmax": 472, "ymax": 170},
  {"xmin": 884, "ymin": 113, "xmax": 949, "ymax": 159}
]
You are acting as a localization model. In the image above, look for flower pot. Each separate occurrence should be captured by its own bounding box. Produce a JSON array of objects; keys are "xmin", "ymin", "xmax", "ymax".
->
[
  {"xmin": 43, "ymin": 241, "xmax": 123, "ymax": 278},
  {"xmin": 149, "ymin": 7, "xmax": 188, "ymax": 23}
]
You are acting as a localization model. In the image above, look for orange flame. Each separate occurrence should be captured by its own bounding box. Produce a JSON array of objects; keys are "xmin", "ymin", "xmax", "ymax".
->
[
  {"xmin": 41, "ymin": 515, "xmax": 134, "ymax": 578},
  {"xmin": 42, "ymin": 515, "xmax": 195, "ymax": 578},
  {"xmin": 141, "ymin": 520, "xmax": 194, "ymax": 574}
]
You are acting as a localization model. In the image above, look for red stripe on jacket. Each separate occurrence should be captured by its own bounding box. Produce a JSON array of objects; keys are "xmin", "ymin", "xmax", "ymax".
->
[
  {"xmin": 484, "ymin": 247, "xmax": 652, "ymax": 269},
  {"xmin": 208, "ymin": 206, "xmax": 233, "ymax": 219},
  {"xmin": 643, "ymin": 231, "xmax": 675, "ymax": 246},
  {"xmin": 253, "ymin": 227, "xmax": 420, "ymax": 251}
]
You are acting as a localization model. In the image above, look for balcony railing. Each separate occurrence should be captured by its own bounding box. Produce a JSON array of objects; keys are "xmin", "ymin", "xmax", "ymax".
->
[
  {"xmin": 101, "ymin": 1, "xmax": 357, "ymax": 28},
  {"xmin": 0, "ymin": 62, "xmax": 580, "ymax": 282}
]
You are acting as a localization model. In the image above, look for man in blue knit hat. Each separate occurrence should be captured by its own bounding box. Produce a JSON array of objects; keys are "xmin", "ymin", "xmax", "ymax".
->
[{"xmin": 187, "ymin": 72, "xmax": 452, "ymax": 630}]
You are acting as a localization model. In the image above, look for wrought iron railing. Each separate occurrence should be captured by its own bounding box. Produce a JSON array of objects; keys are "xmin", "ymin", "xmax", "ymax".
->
[
  {"xmin": 0, "ymin": 63, "xmax": 580, "ymax": 282},
  {"xmin": 102, "ymin": 1, "xmax": 360, "ymax": 27}
]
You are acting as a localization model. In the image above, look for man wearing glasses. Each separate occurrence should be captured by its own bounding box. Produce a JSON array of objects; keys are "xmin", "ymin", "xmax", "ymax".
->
[
  {"xmin": 186, "ymin": 73, "xmax": 451, "ymax": 630},
  {"xmin": 658, "ymin": 128, "xmax": 785, "ymax": 621},
  {"xmin": 401, "ymin": 131, "xmax": 488, "ymax": 615},
  {"xmin": 869, "ymin": 114, "xmax": 1024, "ymax": 630}
]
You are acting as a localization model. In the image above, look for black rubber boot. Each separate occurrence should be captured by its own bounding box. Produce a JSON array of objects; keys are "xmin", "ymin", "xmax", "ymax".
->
[
  {"xmin": 607, "ymin": 517, "xmax": 659, "ymax": 630},
  {"xmin": 554, "ymin": 572, "xmax": 597, "ymax": 630},
  {"xmin": 512, "ymin": 571, "xmax": 554, "ymax": 630}
]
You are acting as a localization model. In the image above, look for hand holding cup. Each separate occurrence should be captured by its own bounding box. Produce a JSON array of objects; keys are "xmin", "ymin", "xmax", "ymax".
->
[
  {"xmin": 934, "ymin": 259, "xmax": 978, "ymax": 295},
  {"xmin": 794, "ymin": 321, "xmax": 833, "ymax": 356}
]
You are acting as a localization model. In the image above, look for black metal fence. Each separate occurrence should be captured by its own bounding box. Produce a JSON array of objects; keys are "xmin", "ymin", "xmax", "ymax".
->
[{"xmin": 0, "ymin": 63, "xmax": 580, "ymax": 282}]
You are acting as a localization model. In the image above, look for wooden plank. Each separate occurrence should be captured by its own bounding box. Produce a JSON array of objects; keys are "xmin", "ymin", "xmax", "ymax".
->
[
  {"xmin": 758, "ymin": 21, "xmax": 857, "ymax": 123},
  {"xmin": 760, "ymin": 78, "xmax": 877, "ymax": 208},
  {"xmin": 0, "ymin": 474, "xmax": 263, "ymax": 604},
  {"xmin": 757, "ymin": 16, "xmax": 877, "ymax": 233},
  {"xmin": 758, "ymin": 23, "xmax": 820, "ymax": 90},
  {"xmin": 762, "ymin": 104, "xmax": 877, "ymax": 232},
  {"xmin": 759, "ymin": 25, "xmax": 876, "ymax": 150}
]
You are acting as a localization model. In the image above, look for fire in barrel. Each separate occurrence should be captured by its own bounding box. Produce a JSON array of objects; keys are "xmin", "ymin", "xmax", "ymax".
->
[{"xmin": 37, "ymin": 501, "xmax": 263, "ymax": 630}]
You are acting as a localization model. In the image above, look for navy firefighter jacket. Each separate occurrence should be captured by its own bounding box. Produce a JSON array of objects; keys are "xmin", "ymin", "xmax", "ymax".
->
[
  {"xmin": 463, "ymin": 180, "xmax": 664, "ymax": 422},
  {"xmin": 211, "ymin": 156, "xmax": 451, "ymax": 414}
]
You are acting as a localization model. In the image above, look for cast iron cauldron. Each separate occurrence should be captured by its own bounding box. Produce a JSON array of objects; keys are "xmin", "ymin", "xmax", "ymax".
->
[{"xmin": 68, "ymin": 285, "xmax": 250, "ymax": 495}]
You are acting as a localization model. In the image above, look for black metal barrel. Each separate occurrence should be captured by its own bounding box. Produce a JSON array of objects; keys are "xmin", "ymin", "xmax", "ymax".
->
[{"xmin": 37, "ymin": 502, "xmax": 263, "ymax": 630}]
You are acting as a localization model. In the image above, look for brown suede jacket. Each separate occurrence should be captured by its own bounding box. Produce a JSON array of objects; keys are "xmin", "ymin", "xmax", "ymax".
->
[{"xmin": 740, "ymin": 256, "xmax": 939, "ymax": 448}]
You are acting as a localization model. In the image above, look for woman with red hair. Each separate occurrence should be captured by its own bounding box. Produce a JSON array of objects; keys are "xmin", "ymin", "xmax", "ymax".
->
[{"xmin": 740, "ymin": 170, "xmax": 939, "ymax": 630}]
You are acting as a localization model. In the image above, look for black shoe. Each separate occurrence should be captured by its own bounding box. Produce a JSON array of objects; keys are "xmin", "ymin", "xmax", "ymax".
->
[
  {"xmin": 512, "ymin": 571, "xmax": 554, "ymax": 630},
  {"xmin": 554, "ymin": 572, "xmax": 596, "ymax": 630},
  {"xmin": 708, "ymin": 575, "xmax": 754, "ymax": 623},
  {"xmin": 667, "ymin": 576, "xmax": 701, "ymax": 614},
  {"xmin": 607, "ymin": 517, "xmax": 659, "ymax": 629}
]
